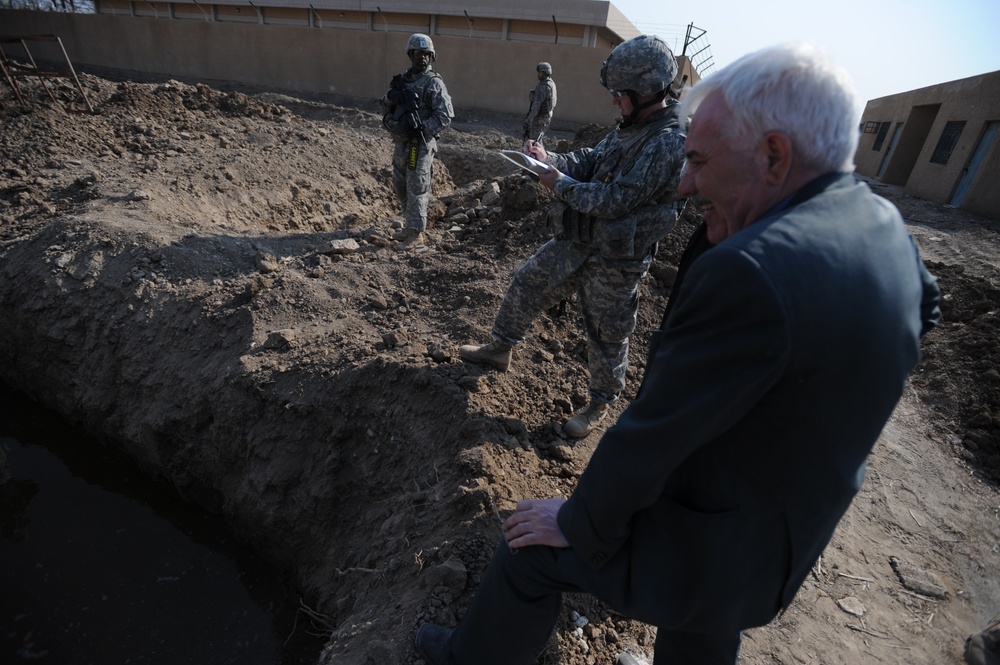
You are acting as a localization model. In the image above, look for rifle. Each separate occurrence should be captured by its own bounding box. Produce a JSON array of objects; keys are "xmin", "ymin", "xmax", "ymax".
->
[{"xmin": 384, "ymin": 74, "xmax": 426, "ymax": 144}]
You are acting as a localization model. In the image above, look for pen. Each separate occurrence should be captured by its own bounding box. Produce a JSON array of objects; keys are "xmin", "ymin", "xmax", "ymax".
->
[{"xmin": 535, "ymin": 132, "xmax": 543, "ymax": 144}]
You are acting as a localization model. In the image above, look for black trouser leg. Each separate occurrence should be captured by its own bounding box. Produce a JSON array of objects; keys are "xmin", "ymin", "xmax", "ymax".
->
[
  {"xmin": 652, "ymin": 626, "xmax": 742, "ymax": 665},
  {"xmin": 448, "ymin": 541, "xmax": 743, "ymax": 665},
  {"xmin": 449, "ymin": 544, "xmax": 581, "ymax": 665}
]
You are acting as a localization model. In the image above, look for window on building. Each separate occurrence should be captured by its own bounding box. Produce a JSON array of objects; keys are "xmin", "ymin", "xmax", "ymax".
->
[
  {"xmin": 872, "ymin": 122, "xmax": 891, "ymax": 151},
  {"xmin": 930, "ymin": 121, "xmax": 966, "ymax": 165},
  {"xmin": 862, "ymin": 121, "xmax": 880, "ymax": 134}
]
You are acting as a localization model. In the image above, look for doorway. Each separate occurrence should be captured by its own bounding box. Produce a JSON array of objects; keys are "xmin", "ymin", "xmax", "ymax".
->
[
  {"xmin": 878, "ymin": 122, "xmax": 904, "ymax": 179},
  {"xmin": 950, "ymin": 121, "xmax": 999, "ymax": 207}
]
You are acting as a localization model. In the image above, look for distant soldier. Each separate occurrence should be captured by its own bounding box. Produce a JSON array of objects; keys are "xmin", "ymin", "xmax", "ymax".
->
[
  {"xmin": 380, "ymin": 33, "xmax": 454, "ymax": 249},
  {"xmin": 522, "ymin": 62, "xmax": 557, "ymax": 144},
  {"xmin": 461, "ymin": 36, "xmax": 687, "ymax": 438}
]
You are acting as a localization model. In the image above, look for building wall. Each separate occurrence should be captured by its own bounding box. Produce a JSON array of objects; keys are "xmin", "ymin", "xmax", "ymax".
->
[
  {"xmin": 0, "ymin": 8, "xmax": 639, "ymax": 126},
  {"xmin": 855, "ymin": 71, "xmax": 1000, "ymax": 220}
]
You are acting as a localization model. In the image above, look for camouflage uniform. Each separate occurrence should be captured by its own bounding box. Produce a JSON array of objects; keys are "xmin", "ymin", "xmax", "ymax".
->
[
  {"xmin": 381, "ymin": 53, "xmax": 454, "ymax": 233},
  {"xmin": 525, "ymin": 65, "xmax": 557, "ymax": 142},
  {"xmin": 491, "ymin": 101, "xmax": 686, "ymax": 403}
]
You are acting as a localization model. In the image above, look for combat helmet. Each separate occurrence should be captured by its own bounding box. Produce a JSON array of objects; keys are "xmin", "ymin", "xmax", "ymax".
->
[
  {"xmin": 600, "ymin": 34, "xmax": 677, "ymax": 96},
  {"xmin": 536, "ymin": 61, "xmax": 552, "ymax": 76},
  {"xmin": 406, "ymin": 33, "xmax": 436, "ymax": 60}
]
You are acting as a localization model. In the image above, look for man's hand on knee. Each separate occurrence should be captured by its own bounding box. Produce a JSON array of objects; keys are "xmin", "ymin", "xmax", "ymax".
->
[{"xmin": 502, "ymin": 498, "xmax": 570, "ymax": 549}]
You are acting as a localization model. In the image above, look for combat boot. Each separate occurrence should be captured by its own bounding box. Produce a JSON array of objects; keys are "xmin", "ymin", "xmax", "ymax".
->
[
  {"xmin": 393, "ymin": 226, "xmax": 419, "ymax": 241},
  {"xmin": 616, "ymin": 655, "xmax": 644, "ymax": 665},
  {"xmin": 415, "ymin": 623, "xmax": 453, "ymax": 665},
  {"xmin": 564, "ymin": 401, "xmax": 610, "ymax": 438},
  {"xmin": 399, "ymin": 232, "xmax": 427, "ymax": 250},
  {"xmin": 394, "ymin": 227, "xmax": 427, "ymax": 250},
  {"xmin": 458, "ymin": 340, "xmax": 513, "ymax": 372}
]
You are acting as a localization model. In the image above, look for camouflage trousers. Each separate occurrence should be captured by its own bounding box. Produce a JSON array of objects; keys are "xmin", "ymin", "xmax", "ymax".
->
[
  {"xmin": 392, "ymin": 136, "xmax": 437, "ymax": 232},
  {"xmin": 492, "ymin": 238, "xmax": 648, "ymax": 403},
  {"xmin": 528, "ymin": 114, "xmax": 552, "ymax": 143}
]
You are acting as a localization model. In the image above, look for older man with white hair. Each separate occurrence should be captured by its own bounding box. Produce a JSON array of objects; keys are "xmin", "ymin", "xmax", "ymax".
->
[{"xmin": 416, "ymin": 43, "xmax": 941, "ymax": 665}]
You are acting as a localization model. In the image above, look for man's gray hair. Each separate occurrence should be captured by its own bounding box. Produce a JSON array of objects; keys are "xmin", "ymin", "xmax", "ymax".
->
[{"xmin": 679, "ymin": 43, "xmax": 860, "ymax": 173}]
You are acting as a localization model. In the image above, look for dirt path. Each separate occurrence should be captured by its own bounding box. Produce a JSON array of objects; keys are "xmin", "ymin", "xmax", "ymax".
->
[{"xmin": 0, "ymin": 73, "xmax": 998, "ymax": 665}]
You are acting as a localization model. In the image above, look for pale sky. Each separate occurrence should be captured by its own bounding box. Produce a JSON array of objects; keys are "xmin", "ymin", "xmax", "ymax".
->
[{"xmin": 609, "ymin": 0, "xmax": 1000, "ymax": 113}]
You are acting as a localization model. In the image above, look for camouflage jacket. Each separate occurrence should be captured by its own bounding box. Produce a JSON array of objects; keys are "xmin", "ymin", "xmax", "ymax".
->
[
  {"xmin": 543, "ymin": 101, "xmax": 686, "ymax": 262},
  {"xmin": 547, "ymin": 101, "xmax": 685, "ymax": 218},
  {"xmin": 380, "ymin": 67, "xmax": 454, "ymax": 140},
  {"xmin": 527, "ymin": 77, "xmax": 557, "ymax": 120}
]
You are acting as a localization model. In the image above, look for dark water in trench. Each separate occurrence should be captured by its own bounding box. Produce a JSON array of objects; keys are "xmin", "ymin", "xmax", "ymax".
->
[{"xmin": 0, "ymin": 383, "xmax": 328, "ymax": 664}]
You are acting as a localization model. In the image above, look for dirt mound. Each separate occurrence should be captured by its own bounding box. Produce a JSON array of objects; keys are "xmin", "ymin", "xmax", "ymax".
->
[{"xmin": 1, "ymin": 73, "xmax": 998, "ymax": 665}]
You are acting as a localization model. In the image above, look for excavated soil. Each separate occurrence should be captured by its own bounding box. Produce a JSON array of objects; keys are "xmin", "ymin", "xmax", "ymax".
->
[{"xmin": 1, "ymin": 73, "xmax": 998, "ymax": 665}]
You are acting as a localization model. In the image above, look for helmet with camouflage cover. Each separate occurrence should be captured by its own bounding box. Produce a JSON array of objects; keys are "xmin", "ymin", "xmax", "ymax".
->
[
  {"xmin": 406, "ymin": 33, "xmax": 436, "ymax": 60},
  {"xmin": 536, "ymin": 62, "xmax": 552, "ymax": 76},
  {"xmin": 600, "ymin": 34, "xmax": 677, "ymax": 96}
]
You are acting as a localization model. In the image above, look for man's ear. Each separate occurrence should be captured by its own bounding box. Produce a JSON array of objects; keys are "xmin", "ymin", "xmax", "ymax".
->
[{"xmin": 762, "ymin": 131, "xmax": 793, "ymax": 185}]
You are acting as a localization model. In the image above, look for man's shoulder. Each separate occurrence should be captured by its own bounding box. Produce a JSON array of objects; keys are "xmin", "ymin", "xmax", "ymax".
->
[
  {"xmin": 723, "ymin": 176, "xmax": 898, "ymax": 258},
  {"xmin": 647, "ymin": 105, "xmax": 682, "ymax": 129},
  {"xmin": 781, "ymin": 174, "xmax": 888, "ymax": 225},
  {"xmin": 415, "ymin": 70, "xmax": 448, "ymax": 95},
  {"xmin": 410, "ymin": 69, "xmax": 443, "ymax": 83},
  {"xmin": 629, "ymin": 117, "xmax": 686, "ymax": 156},
  {"xmin": 427, "ymin": 71, "xmax": 448, "ymax": 89}
]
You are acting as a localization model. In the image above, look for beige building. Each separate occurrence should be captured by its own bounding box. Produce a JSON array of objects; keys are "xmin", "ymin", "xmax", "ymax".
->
[
  {"xmin": 1, "ymin": 1, "xmax": 700, "ymax": 127},
  {"xmin": 93, "ymin": 0, "xmax": 641, "ymax": 48},
  {"xmin": 855, "ymin": 70, "xmax": 1000, "ymax": 220}
]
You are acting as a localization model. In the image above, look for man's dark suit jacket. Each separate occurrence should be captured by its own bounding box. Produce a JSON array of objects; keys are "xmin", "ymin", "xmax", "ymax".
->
[{"xmin": 556, "ymin": 172, "xmax": 942, "ymax": 634}]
